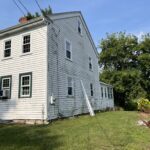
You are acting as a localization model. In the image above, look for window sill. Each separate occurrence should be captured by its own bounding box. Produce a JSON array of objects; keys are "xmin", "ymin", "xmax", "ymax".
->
[
  {"xmin": 65, "ymin": 58, "xmax": 73, "ymax": 62},
  {"xmin": 20, "ymin": 52, "xmax": 33, "ymax": 57},
  {"xmin": 1, "ymin": 57, "xmax": 13, "ymax": 61}
]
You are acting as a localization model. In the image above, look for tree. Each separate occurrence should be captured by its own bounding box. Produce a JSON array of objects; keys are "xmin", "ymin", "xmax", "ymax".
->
[
  {"xmin": 99, "ymin": 32, "xmax": 146, "ymax": 109},
  {"xmin": 25, "ymin": 5, "xmax": 52, "ymax": 20},
  {"xmin": 138, "ymin": 34, "xmax": 150, "ymax": 99}
]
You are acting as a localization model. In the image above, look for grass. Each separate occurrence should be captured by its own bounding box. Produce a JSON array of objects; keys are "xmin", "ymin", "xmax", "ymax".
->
[{"xmin": 0, "ymin": 111, "xmax": 150, "ymax": 150}]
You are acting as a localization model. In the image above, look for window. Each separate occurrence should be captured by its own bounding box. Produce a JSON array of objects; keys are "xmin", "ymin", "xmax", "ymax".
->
[
  {"xmin": 105, "ymin": 88, "xmax": 107, "ymax": 98},
  {"xmin": 19, "ymin": 72, "xmax": 32, "ymax": 98},
  {"xmin": 1, "ymin": 76, "xmax": 12, "ymax": 99},
  {"xmin": 89, "ymin": 57, "xmax": 93, "ymax": 70},
  {"xmin": 78, "ymin": 21, "xmax": 82, "ymax": 35},
  {"xmin": 65, "ymin": 40, "xmax": 72, "ymax": 60},
  {"xmin": 90, "ymin": 83, "xmax": 94, "ymax": 96},
  {"xmin": 67, "ymin": 76, "xmax": 73, "ymax": 96},
  {"xmin": 110, "ymin": 88, "xmax": 113, "ymax": 99},
  {"xmin": 107, "ymin": 87, "xmax": 110, "ymax": 98},
  {"xmin": 4, "ymin": 40, "xmax": 11, "ymax": 58},
  {"xmin": 23, "ymin": 35, "xmax": 30, "ymax": 53},
  {"xmin": 101, "ymin": 87, "xmax": 103, "ymax": 98}
]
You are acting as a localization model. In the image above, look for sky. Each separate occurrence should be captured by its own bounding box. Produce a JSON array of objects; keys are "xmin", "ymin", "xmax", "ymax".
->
[{"xmin": 0, "ymin": 0, "xmax": 150, "ymax": 48}]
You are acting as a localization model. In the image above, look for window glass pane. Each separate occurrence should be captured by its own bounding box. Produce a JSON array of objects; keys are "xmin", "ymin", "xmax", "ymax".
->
[
  {"xmin": 4, "ymin": 49, "xmax": 11, "ymax": 57},
  {"xmin": 66, "ymin": 41, "xmax": 70, "ymax": 50},
  {"xmin": 101, "ymin": 87, "xmax": 103, "ymax": 98},
  {"xmin": 22, "ymin": 87, "xmax": 30, "ymax": 96},
  {"xmin": 66, "ymin": 50, "xmax": 71, "ymax": 59},
  {"xmin": 23, "ymin": 44, "xmax": 30, "ymax": 53},
  {"xmin": 22, "ymin": 76, "xmax": 30, "ymax": 85},
  {"xmin": 23, "ymin": 35, "xmax": 30, "ymax": 44},
  {"xmin": 5, "ymin": 41, "xmax": 11, "ymax": 49},
  {"xmin": 68, "ymin": 87, "xmax": 72, "ymax": 95},
  {"xmin": 2, "ymin": 78, "xmax": 10, "ymax": 88}
]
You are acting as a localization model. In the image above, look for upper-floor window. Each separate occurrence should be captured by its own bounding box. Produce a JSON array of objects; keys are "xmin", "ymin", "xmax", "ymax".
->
[
  {"xmin": 4, "ymin": 40, "xmax": 11, "ymax": 58},
  {"xmin": 90, "ymin": 83, "xmax": 94, "ymax": 96},
  {"xmin": 65, "ymin": 40, "xmax": 72, "ymax": 60},
  {"xmin": 78, "ymin": 21, "xmax": 82, "ymax": 35},
  {"xmin": 23, "ymin": 35, "xmax": 30, "ymax": 53},
  {"xmin": 67, "ymin": 76, "xmax": 73, "ymax": 96},
  {"xmin": 89, "ymin": 57, "xmax": 93, "ymax": 70}
]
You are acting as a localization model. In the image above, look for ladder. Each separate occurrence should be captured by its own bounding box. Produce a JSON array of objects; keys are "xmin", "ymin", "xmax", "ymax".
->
[{"xmin": 80, "ymin": 80, "xmax": 95, "ymax": 116}]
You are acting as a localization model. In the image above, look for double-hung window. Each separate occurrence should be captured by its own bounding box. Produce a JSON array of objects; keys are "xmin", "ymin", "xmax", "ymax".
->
[
  {"xmin": 90, "ymin": 83, "xmax": 94, "ymax": 96},
  {"xmin": 105, "ymin": 88, "xmax": 107, "ymax": 98},
  {"xmin": 89, "ymin": 57, "xmax": 93, "ymax": 70},
  {"xmin": 23, "ymin": 35, "xmax": 30, "ymax": 53},
  {"xmin": 19, "ymin": 73, "xmax": 32, "ymax": 98},
  {"xmin": 101, "ymin": 87, "xmax": 103, "ymax": 98},
  {"xmin": 1, "ymin": 76, "xmax": 12, "ymax": 99},
  {"xmin": 67, "ymin": 76, "xmax": 73, "ymax": 96},
  {"xmin": 65, "ymin": 40, "xmax": 72, "ymax": 60},
  {"xmin": 78, "ymin": 21, "xmax": 82, "ymax": 35},
  {"xmin": 4, "ymin": 40, "xmax": 11, "ymax": 58}
]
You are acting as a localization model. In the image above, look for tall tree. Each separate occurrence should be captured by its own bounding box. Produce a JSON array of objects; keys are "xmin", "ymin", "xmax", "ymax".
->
[{"xmin": 99, "ymin": 32, "xmax": 146, "ymax": 109}]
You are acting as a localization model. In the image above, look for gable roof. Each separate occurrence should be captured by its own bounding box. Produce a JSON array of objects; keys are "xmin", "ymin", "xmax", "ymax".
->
[{"xmin": 0, "ymin": 11, "xmax": 98, "ymax": 57}]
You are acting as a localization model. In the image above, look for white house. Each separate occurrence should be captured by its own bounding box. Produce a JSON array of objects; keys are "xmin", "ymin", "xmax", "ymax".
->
[{"xmin": 0, "ymin": 11, "xmax": 114, "ymax": 122}]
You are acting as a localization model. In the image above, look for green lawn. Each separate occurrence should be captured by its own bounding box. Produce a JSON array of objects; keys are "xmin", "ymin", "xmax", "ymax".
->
[{"xmin": 0, "ymin": 111, "xmax": 150, "ymax": 150}]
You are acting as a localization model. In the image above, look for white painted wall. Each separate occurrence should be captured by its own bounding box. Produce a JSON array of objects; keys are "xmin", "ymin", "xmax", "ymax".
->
[{"xmin": 0, "ymin": 25, "xmax": 48, "ymax": 120}]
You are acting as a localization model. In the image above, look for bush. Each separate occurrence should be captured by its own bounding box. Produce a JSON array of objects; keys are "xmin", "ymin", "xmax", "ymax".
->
[{"xmin": 137, "ymin": 98, "xmax": 150, "ymax": 113}]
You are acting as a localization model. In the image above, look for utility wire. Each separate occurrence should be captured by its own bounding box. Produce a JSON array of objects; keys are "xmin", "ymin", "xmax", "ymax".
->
[
  {"xmin": 17, "ymin": 0, "xmax": 30, "ymax": 13},
  {"xmin": 12, "ymin": 0, "xmax": 25, "ymax": 16},
  {"xmin": 34, "ymin": 0, "xmax": 43, "ymax": 12}
]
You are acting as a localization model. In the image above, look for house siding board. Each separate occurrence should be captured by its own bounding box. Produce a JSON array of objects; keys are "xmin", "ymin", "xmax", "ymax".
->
[
  {"xmin": 47, "ymin": 16, "xmax": 100, "ymax": 119},
  {"xmin": 0, "ymin": 26, "xmax": 48, "ymax": 120}
]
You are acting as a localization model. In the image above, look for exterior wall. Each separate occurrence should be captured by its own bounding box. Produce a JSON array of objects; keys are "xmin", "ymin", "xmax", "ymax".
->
[
  {"xmin": 99, "ymin": 83, "xmax": 114, "ymax": 109},
  {"xmin": 0, "ymin": 25, "xmax": 48, "ymax": 120},
  {"xmin": 47, "ymin": 16, "xmax": 100, "ymax": 119}
]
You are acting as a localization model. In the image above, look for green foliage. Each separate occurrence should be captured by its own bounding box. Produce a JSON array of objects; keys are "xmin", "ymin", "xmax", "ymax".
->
[
  {"xmin": 99, "ymin": 32, "xmax": 149, "ymax": 109},
  {"xmin": 137, "ymin": 98, "xmax": 150, "ymax": 112},
  {"xmin": 25, "ymin": 5, "xmax": 52, "ymax": 20}
]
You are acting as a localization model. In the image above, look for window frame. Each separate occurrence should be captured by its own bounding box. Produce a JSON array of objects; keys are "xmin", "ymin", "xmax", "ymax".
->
[
  {"xmin": 0, "ymin": 75, "xmax": 12, "ymax": 99},
  {"xmin": 67, "ymin": 76, "xmax": 74, "ymax": 96},
  {"xmin": 101, "ymin": 87, "xmax": 103, "ymax": 98},
  {"xmin": 90, "ymin": 83, "xmax": 94, "ymax": 97},
  {"xmin": 78, "ymin": 21, "xmax": 82, "ymax": 35},
  {"xmin": 4, "ymin": 39, "xmax": 11, "ymax": 58},
  {"xmin": 89, "ymin": 57, "xmax": 93, "ymax": 71},
  {"xmin": 65, "ymin": 39, "xmax": 72, "ymax": 61},
  {"xmin": 19, "ymin": 72, "xmax": 32, "ymax": 98},
  {"xmin": 22, "ymin": 34, "xmax": 31, "ymax": 54}
]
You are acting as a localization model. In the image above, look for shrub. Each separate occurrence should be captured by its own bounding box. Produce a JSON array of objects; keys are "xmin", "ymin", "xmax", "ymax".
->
[{"xmin": 137, "ymin": 98, "xmax": 150, "ymax": 113}]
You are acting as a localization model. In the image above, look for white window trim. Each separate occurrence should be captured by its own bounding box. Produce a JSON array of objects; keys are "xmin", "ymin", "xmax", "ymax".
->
[
  {"xmin": 22, "ymin": 33, "xmax": 31, "ymax": 54},
  {"xmin": 20, "ymin": 75, "xmax": 31, "ymax": 97},
  {"xmin": 65, "ymin": 39, "xmax": 72, "ymax": 61},
  {"xmin": 3, "ymin": 39, "xmax": 11, "ymax": 58},
  {"xmin": 67, "ymin": 76, "xmax": 74, "ymax": 96}
]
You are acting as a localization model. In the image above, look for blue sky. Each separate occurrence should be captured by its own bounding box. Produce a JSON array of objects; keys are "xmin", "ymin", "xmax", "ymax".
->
[{"xmin": 0, "ymin": 0, "xmax": 150, "ymax": 47}]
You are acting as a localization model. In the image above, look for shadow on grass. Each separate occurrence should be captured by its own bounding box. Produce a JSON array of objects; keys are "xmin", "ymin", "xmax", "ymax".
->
[{"xmin": 0, "ymin": 124, "xmax": 63, "ymax": 150}]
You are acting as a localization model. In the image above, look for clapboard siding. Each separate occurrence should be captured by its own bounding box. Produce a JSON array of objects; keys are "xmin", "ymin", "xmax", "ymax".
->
[
  {"xmin": 0, "ymin": 25, "xmax": 48, "ymax": 120},
  {"xmin": 47, "ymin": 15, "xmax": 100, "ymax": 119}
]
